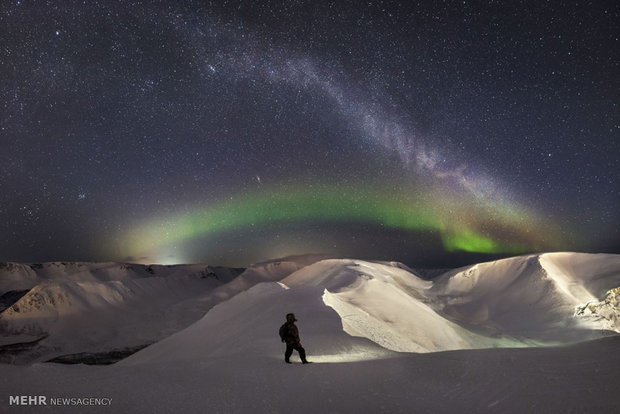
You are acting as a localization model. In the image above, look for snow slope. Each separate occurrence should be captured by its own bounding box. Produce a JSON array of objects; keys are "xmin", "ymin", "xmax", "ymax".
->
[
  {"xmin": 2, "ymin": 335, "xmax": 619, "ymax": 413},
  {"xmin": 0, "ymin": 274, "xmax": 221, "ymax": 358},
  {"xmin": 0, "ymin": 252, "xmax": 619, "ymax": 413},
  {"xmin": 2, "ymin": 253, "xmax": 619, "ymax": 364},
  {"xmin": 0, "ymin": 262, "xmax": 155, "ymax": 294},
  {"xmin": 0, "ymin": 257, "xmax": 325, "ymax": 363},
  {"xmin": 122, "ymin": 253, "xmax": 620, "ymax": 367},
  {"xmin": 428, "ymin": 253, "xmax": 620, "ymax": 343}
]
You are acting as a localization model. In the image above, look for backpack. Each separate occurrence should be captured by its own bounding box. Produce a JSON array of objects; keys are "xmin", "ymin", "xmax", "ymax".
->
[{"xmin": 278, "ymin": 323, "xmax": 288, "ymax": 342}]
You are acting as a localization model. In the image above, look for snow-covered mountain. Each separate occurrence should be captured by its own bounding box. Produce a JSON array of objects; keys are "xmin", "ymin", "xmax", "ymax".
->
[
  {"xmin": 1, "ymin": 252, "xmax": 619, "ymax": 413},
  {"xmin": 0, "ymin": 261, "xmax": 250, "ymax": 291},
  {"xmin": 0, "ymin": 262, "xmax": 238, "ymax": 360},
  {"xmin": 120, "ymin": 252, "xmax": 620, "ymax": 368},
  {"xmin": 0, "ymin": 257, "xmax": 324, "ymax": 363},
  {"xmin": 2, "ymin": 253, "xmax": 619, "ymax": 364},
  {"xmin": 427, "ymin": 252, "xmax": 620, "ymax": 343}
]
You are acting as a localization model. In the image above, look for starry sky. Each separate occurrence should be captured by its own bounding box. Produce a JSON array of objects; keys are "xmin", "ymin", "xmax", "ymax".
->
[{"xmin": 1, "ymin": 0, "xmax": 618, "ymax": 268}]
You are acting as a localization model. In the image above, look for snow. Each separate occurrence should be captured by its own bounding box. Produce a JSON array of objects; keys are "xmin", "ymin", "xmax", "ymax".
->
[
  {"xmin": 0, "ymin": 257, "xmax": 321, "ymax": 363},
  {"xmin": 575, "ymin": 287, "xmax": 620, "ymax": 332},
  {"xmin": 1, "ymin": 252, "xmax": 619, "ymax": 413},
  {"xmin": 427, "ymin": 253, "xmax": 620, "ymax": 344}
]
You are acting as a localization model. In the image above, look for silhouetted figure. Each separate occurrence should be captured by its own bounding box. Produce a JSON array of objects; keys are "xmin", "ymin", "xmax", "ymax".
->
[{"xmin": 280, "ymin": 313, "xmax": 309, "ymax": 364}]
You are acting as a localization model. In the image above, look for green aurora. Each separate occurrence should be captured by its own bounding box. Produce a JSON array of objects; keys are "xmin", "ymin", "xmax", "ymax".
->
[{"xmin": 111, "ymin": 184, "xmax": 547, "ymax": 262}]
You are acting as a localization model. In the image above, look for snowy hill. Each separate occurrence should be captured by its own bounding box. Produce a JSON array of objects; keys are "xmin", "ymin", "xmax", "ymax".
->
[
  {"xmin": 2, "ymin": 253, "xmax": 620, "ymax": 365},
  {"xmin": 1, "ymin": 252, "xmax": 619, "ymax": 413},
  {"xmin": 0, "ymin": 262, "xmax": 153, "ymax": 294},
  {"xmin": 427, "ymin": 252, "xmax": 620, "ymax": 343},
  {"xmin": 0, "ymin": 261, "xmax": 249, "ymax": 295},
  {"xmin": 121, "ymin": 253, "xmax": 620, "ymax": 369},
  {"xmin": 0, "ymin": 257, "xmax": 328, "ymax": 363},
  {"xmin": 0, "ymin": 262, "xmax": 240, "ymax": 362}
]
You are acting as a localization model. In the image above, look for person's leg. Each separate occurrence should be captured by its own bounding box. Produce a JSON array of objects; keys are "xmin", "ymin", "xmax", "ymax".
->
[
  {"xmin": 285, "ymin": 343, "xmax": 294, "ymax": 363},
  {"xmin": 294, "ymin": 343, "xmax": 308, "ymax": 363}
]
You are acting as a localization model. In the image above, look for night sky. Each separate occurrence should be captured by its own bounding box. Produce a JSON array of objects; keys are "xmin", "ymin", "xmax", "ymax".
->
[{"xmin": 1, "ymin": 1, "xmax": 618, "ymax": 267}]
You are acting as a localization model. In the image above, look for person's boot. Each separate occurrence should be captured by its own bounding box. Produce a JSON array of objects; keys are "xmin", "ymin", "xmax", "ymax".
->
[{"xmin": 285, "ymin": 359, "xmax": 291, "ymax": 364}]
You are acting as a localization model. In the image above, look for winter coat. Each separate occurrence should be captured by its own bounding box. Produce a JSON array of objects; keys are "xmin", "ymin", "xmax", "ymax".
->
[{"xmin": 284, "ymin": 322, "xmax": 301, "ymax": 345}]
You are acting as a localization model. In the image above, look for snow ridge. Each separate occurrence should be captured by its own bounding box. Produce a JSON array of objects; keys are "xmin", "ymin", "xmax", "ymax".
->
[
  {"xmin": 1, "ymin": 253, "xmax": 619, "ymax": 414},
  {"xmin": 1, "ymin": 253, "xmax": 619, "ymax": 365}
]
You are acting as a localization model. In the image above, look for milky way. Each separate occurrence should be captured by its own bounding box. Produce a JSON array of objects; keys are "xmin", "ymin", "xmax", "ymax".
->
[{"xmin": 1, "ymin": 1, "xmax": 618, "ymax": 267}]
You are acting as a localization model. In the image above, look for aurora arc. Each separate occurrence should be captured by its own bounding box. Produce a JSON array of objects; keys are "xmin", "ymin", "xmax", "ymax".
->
[{"xmin": 113, "ymin": 185, "xmax": 534, "ymax": 261}]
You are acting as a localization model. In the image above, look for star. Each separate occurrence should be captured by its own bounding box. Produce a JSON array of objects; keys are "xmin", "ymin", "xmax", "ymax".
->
[{"xmin": 0, "ymin": 1, "xmax": 616, "ymax": 266}]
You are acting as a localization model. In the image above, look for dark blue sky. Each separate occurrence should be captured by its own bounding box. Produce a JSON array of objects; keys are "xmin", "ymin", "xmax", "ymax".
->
[{"xmin": 1, "ymin": 1, "xmax": 618, "ymax": 267}]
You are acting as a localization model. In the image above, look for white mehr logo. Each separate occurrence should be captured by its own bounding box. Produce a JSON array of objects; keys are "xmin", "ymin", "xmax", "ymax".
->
[{"xmin": 9, "ymin": 396, "xmax": 47, "ymax": 405}]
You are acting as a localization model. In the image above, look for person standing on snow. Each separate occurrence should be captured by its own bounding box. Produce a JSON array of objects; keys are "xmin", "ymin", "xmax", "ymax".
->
[{"xmin": 280, "ymin": 313, "xmax": 309, "ymax": 364}]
